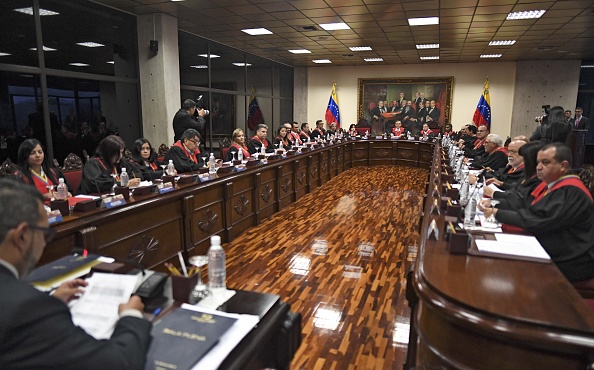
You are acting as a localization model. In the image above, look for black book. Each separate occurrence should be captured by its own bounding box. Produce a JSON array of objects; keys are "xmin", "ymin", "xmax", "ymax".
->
[
  {"xmin": 145, "ymin": 308, "xmax": 238, "ymax": 370},
  {"xmin": 24, "ymin": 254, "xmax": 101, "ymax": 288}
]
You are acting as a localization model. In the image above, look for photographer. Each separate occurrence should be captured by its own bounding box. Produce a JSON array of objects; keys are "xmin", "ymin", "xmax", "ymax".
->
[
  {"xmin": 529, "ymin": 105, "xmax": 572, "ymax": 145},
  {"xmin": 172, "ymin": 99, "xmax": 207, "ymax": 142}
]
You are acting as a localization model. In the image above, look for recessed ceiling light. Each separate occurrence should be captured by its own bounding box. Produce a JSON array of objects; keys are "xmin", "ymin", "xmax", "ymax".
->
[
  {"xmin": 289, "ymin": 49, "xmax": 311, "ymax": 54},
  {"xmin": 69, "ymin": 63, "xmax": 90, "ymax": 67},
  {"xmin": 581, "ymin": 65, "xmax": 594, "ymax": 68},
  {"xmin": 76, "ymin": 42, "xmax": 105, "ymax": 48},
  {"xmin": 364, "ymin": 58, "xmax": 383, "ymax": 62},
  {"xmin": 319, "ymin": 23, "xmax": 350, "ymax": 31},
  {"xmin": 312, "ymin": 59, "xmax": 332, "ymax": 64},
  {"xmin": 349, "ymin": 46, "xmax": 372, "ymax": 51},
  {"xmin": 29, "ymin": 46, "xmax": 57, "ymax": 51},
  {"xmin": 420, "ymin": 56, "xmax": 439, "ymax": 60},
  {"xmin": 241, "ymin": 28, "xmax": 273, "ymax": 36},
  {"xmin": 14, "ymin": 7, "xmax": 59, "ymax": 16},
  {"xmin": 506, "ymin": 10, "xmax": 545, "ymax": 20},
  {"xmin": 489, "ymin": 40, "xmax": 516, "ymax": 46},
  {"xmin": 106, "ymin": 61, "xmax": 114, "ymax": 64},
  {"xmin": 480, "ymin": 54, "xmax": 502, "ymax": 58},
  {"xmin": 0, "ymin": 52, "xmax": 11, "ymax": 57},
  {"xmin": 190, "ymin": 65, "xmax": 208, "ymax": 68},
  {"xmin": 416, "ymin": 44, "xmax": 439, "ymax": 49},
  {"xmin": 20, "ymin": 74, "xmax": 35, "ymax": 78},
  {"xmin": 408, "ymin": 17, "xmax": 439, "ymax": 26},
  {"xmin": 198, "ymin": 54, "xmax": 220, "ymax": 58},
  {"xmin": 232, "ymin": 63, "xmax": 252, "ymax": 67}
]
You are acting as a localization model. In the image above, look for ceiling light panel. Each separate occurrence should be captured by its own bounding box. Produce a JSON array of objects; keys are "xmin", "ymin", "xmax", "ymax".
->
[
  {"xmin": 14, "ymin": 7, "xmax": 59, "ymax": 16},
  {"xmin": 319, "ymin": 23, "xmax": 350, "ymax": 31},
  {"xmin": 198, "ymin": 54, "xmax": 220, "ymax": 58},
  {"xmin": 489, "ymin": 40, "xmax": 516, "ymax": 46},
  {"xmin": 416, "ymin": 44, "xmax": 439, "ymax": 49},
  {"xmin": 69, "ymin": 63, "xmax": 90, "ymax": 67},
  {"xmin": 480, "ymin": 54, "xmax": 502, "ymax": 58},
  {"xmin": 349, "ymin": 46, "xmax": 372, "ymax": 51},
  {"xmin": 289, "ymin": 49, "xmax": 311, "ymax": 54},
  {"xmin": 364, "ymin": 58, "xmax": 383, "ymax": 62},
  {"xmin": 190, "ymin": 65, "xmax": 208, "ymax": 68},
  {"xmin": 241, "ymin": 28, "xmax": 273, "ymax": 35},
  {"xmin": 506, "ymin": 10, "xmax": 546, "ymax": 20},
  {"xmin": 420, "ymin": 56, "xmax": 439, "ymax": 60},
  {"xmin": 76, "ymin": 42, "xmax": 105, "ymax": 48},
  {"xmin": 408, "ymin": 17, "xmax": 439, "ymax": 26},
  {"xmin": 312, "ymin": 59, "xmax": 332, "ymax": 63}
]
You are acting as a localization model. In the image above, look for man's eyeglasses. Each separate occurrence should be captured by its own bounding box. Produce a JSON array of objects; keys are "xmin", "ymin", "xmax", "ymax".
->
[
  {"xmin": 187, "ymin": 139, "xmax": 200, "ymax": 145},
  {"xmin": 29, "ymin": 225, "xmax": 56, "ymax": 244}
]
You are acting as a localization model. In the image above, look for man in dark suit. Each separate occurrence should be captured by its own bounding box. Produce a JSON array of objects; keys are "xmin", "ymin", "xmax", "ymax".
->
[
  {"xmin": 574, "ymin": 107, "xmax": 589, "ymax": 130},
  {"xmin": 0, "ymin": 180, "xmax": 152, "ymax": 370},
  {"xmin": 426, "ymin": 100, "xmax": 440, "ymax": 125},
  {"xmin": 565, "ymin": 110, "xmax": 574, "ymax": 126},
  {"xmin": 413, "ymin": 92, "xmax": 422, "ymax": 109},
  {"xmin": 370, "ymin": 100, "xmax": 387, "ymax": 120},
  {"xmin": 173, "ymin": 99, "xmax": 207, "ymax": 142}
]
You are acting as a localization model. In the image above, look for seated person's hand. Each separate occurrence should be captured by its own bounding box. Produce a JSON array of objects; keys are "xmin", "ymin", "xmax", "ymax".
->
[
  {"xmin": 119, "ymin": 295, "xmax": 144, "ymax": 314},
  {"xmin": 52, "ymin": 278, "xmax": 88, "ymax": 303},
  {"xmin": 468, "ymin": 174, "xmax": 477, "ymax": 185},
  {"xmin": 483, "ymin": 206, "xmax": 497, "ymax": 219},
  {"xmin": 486, "ymin": 178, "xmax": 502, "ymax": 186},
  {"xmin": 128, "ymin": 178, "xmax": 141, "ymax": 187},
  {"xmin": 478, "ymin": 199, "xmax": 491, "ymax": 212},
  {"xmin": 483, "ymin": 167, "xmax": 493, "ymax": 172},
  {"xmin": 482, "ymin": 186, "xmax": 495, "ymax": 198}
]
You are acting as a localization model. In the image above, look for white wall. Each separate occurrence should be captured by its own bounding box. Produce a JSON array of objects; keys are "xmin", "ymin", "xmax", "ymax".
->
[{"xmin": 307, "ymin": 62, "xmax": 517, "ymax": 139}]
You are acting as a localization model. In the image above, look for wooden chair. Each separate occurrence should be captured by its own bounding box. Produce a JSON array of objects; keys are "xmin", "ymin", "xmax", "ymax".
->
[
  {"xmin": 0, "ymin": 159, "xmax": 18, "ymax": 179},
  {"xmin": 62, "ymin": 153, "xmax": 83, "ymax": 171},
  {"xmin": 219, "ymin": 137, "xmax": 231, "ymax": 160}
]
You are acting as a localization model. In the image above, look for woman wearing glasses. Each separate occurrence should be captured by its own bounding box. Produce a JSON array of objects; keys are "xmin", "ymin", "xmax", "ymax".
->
[
  {"xmin": 130, "ymin": 138, "xmax": 169, "ymax": 180},
  {"xmin": 13, "ymin": 139, "xmax": 72, "ymax": 200},
  {"xmin": 164, "ymin": 128, "xmax": 204, "ymax": 173},
  {"xmin": 78, "ymin": 135, "xmax": 141, "ymax": 194}
]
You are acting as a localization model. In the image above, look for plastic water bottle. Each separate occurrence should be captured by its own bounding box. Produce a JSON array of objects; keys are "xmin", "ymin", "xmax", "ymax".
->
[
  {"xmin": 167, "ymin": 159, "xmax": 175, "ymax": 175},
  {"xmin": 120, "ymin": 168, "xmax": 129, "ymax": 187},
  {"xmin": 56, "ymin": 178, "xmax": 68, "ymax": 200},
  {"xmin": 208, "ymin": 153, "xmax": 216, "ymax": 174},
  {"xmin": 208, "ymin": 235, "xmax": 226, "ymax": 292},
  {"xmin": 260, "ymin": 144, "xmax": 265, "ymax": 155},
  {"xmin": 237, "ymin": 149, "xmax": 243, "ymax": 161},
  {"xmin": 464, "ymin": 198, "xmax": 477, "ymax": 229}
]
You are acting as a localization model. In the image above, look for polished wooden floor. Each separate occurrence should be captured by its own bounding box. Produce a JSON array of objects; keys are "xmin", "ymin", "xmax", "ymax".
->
[{"xmin": 224, "ymin": 166, "xmax": 428, "ymax": 369}]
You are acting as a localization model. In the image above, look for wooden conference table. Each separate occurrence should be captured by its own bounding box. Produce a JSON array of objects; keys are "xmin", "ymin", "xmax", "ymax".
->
[{"xmin": 405, "ymin": 144, "xmax": 594, "ymax": 369}]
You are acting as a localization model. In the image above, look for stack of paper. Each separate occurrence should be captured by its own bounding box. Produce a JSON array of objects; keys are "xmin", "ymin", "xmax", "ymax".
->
[{"xmin": 474, "ymin": 234, "xmax": 551, "ymax": 262}]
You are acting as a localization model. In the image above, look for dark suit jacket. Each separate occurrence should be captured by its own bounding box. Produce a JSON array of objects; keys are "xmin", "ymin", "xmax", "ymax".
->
[
  {"xmin": 574, "ymin": 116, "xmax": 589, "ymax": 130},
  {"xmin": 427, "ymin": 107, "xmax": 440, "ymax": 124},
  {"xmin": 247, "ymin": 138, "xmax": 274, "ymax": 154},
  {"xmin": 172, "ymin": 109, "xmax": 205, "ymax": 142},
  {"xmin": 0, "ymin": 265, "xmax": 152, "ymax": 370}
]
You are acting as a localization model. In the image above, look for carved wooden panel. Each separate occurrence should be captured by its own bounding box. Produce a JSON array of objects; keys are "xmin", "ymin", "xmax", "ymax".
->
[
  {"xmin": 310, "ymin": 166, "xmax": 318, "ymax": 179},
  {"xmin": 397, "ymin": 149, "xmax": 414, "ymax": 159},
  {"xmin": 321, "ymin": 159, "xmax": 328, "ymax": 174},
  {"xmin": 261, "ymin": 184, "xmax": 273, "ymax": 203},
  {"xmin": 128, "ymin": 235, "xmax": 160, "ymax": 265},
  {"xmin": 354, "ymin": 150, "xmax": 365, "ymax": 159},
  {"xmin": 234, "ymin": 194, "xmax": 249, "ymax": 216},
  {"xmin": 419, "ymin": 151, "xmax": 433, "ymax": 163},
  {"xmin": 198, "ymin": 208, "xmax": 219, "ymax": 233},
  {"xmin": 374, "ymin": 149, "xmax": 390, "ymax": 158},
  {"xmin": 297, "ymin": 169, "xmax": 306, "ymax": 185},
  {"xmin": 281, "ymin": 176, "xmax": 292, "ymax": 193}
]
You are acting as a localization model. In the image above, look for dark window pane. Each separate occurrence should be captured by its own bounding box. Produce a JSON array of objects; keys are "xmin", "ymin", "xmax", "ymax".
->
[
  {"xmin": 0, "ymin": 0, "xmax": 38, "ymax": 67},
  {"xmin": 179, "ymin": 32, "xmax": 209, "ymax": 88},
  {"xmin": 39, "ymin": 0, "xmax": 138, "ymax": 78}
]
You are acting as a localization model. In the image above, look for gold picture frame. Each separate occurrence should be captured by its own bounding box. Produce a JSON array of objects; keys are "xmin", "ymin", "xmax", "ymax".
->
[{"xmin": 357, "ymin": 77, "xmax": 454, "ymax": 135}]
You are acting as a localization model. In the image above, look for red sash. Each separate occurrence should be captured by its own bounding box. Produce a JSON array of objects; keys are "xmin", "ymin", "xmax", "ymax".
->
[
  {"xmin": 149, "ymin": 162, "xmax": 158, "ymax": 171},
  {"xmin": 392, "ymin": 127, "xmax": 404, "ymax": 136},
  {"xmin": 96, "ymin": 158, "xmax": 119, "ymax": 182},
  {"xmin": 494, "ymin": 146, "xmax": 507, "ymax": 155},
  {"xmin": 421, "ymin": 129, "xmax": 433, "ymax": 136},
  {"xmin": 473, "ymin": 138, "xmax": 486, "ymax": 150},
  {"xmin": 302, "ymin": 131, "xmax": 310, "ymax": 139},
  {"xmin": 507, "ymin": 163, "xmax": 524, "ymax": 174},
  {"xmin": 230, "ymin": 143, "xmax": 250, "ymax": 159},
  {"xmin": 173, "ymin": 140, "xmax": 199, "ymax": 164},
  {"xmin": 290, "ymin": 132, "xmax": 302, "ymax": 144},
  {"xmin": 531, "ymin": 175, "xmax": 593, "ymax": 205},
  {"xmin": 30, "ymin": 170, "xmax": 55, "ymax": 195},
  {"xmin": 251, "ymin": 135, "xmax": 268, "ymax": 148},
  {"xmin": 314, "ymin": 128, "xmax": 325, "ymax": 136},
  {"xmin": 443, "ymin": 131, "xmax": 452, "ymax": 137}
]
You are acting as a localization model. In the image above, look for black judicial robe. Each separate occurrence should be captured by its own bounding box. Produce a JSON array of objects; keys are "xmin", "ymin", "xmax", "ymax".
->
[
  {"xmin": 310, "ymin": 128, "xmax": 325, "ymax": 140},
  {"xmin": 486, "ymin": 164, "xmax": 525, "ymax": 191},
  {"xmin": 493, "ymin": 176, "xmax": 540, "ymax": 211},
  {"xmin": 273, "ymin": 137, "xmax": 292, "ymax": 150},
  {"xmin": 78, "ymin": 158, "xmax": 141, "ymax": 194},
  {"xmin": 470, "ymin": 149, "xmax": 508, "ymax": 171},
  {"xmin": 0, "ymin": 265, "xmax": 152, "ymax": 370},
  {"xmin": 496, "ymin": 177, "xmax": 594, "ymax": 282},
  {"xmin": 247, "ymin": 137, "xmax": 274, "ymax": 154},
  {"xmin": 164, "ymin": 143, "xmax": 203, "ymax": 173}
]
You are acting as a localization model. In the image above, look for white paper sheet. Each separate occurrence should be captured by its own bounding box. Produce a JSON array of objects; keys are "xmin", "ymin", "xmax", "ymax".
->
[{"xmin": 476, "ymin": 236, "xmax": 550, "ymax": 261}]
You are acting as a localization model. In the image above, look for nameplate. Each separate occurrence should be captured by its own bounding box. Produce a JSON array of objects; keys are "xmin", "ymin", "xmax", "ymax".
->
[
  {"xmin": 375, "ymin": 136, "xmax": 383, "ymax": 139},
  {"xmin": 235, "ymin": 166, "xmax": 246, "ymax": 172},
  {"xmin": 47, "ymin": 210, "xmax": 63, "ymax": 224},
  {"xmin": 158, "ymin": 182, "xmax": 175, "ymax": 193},
  {"xmin": 101, "ymin": 194, "xmax": 126, "ymax": 208},
  {"xmin": 198, "ymin": 174, "xmax": 211, "ymax": 182}
]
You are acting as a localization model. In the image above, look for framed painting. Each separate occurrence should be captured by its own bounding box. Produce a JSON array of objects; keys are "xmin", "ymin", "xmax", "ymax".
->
[{"xmin": 357, "ymin": 77, "xmax": 454, "ymax": 135}]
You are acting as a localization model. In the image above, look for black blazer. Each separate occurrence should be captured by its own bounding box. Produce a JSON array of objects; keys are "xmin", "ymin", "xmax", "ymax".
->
[{"xmin": 0, "ymin": 265, "xmax": 152, "ymax": 370}]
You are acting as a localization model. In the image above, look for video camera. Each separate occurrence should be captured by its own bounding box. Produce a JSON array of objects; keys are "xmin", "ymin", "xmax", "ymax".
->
[
  {"xmin": 196, "ymin": 95, "xmax": 209, "ymax": 115},
  {"xmin": 534, "ymin": 105, "xmax": 551, "ymax": 123}
]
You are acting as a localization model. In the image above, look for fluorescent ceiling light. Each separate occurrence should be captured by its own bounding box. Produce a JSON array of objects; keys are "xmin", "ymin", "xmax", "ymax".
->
[
  {"xmin": 581, "ymin": 65, "xmax": 594, "ymax": 68},
  {"xmin": 241, "ymin": 28, "xmax": 273, "ymax": 35},
  {"xmin": 420, "ymin": 56, "xmax": 439, "ymax": 60},
  {"xmin": 349, "ymin": 46, "xmax": 372, "ymax": 51},
  {"xmin": 14, "ymin": 7, "xmax": 59, "ymax": 16},
  {"xmin": 364, "ymin": 58, "xmax": 383, "ymax": 62},
  {"xmin": 232, "ymin": 63, "xmax": 252, "ymax": 67},
  {"xmin": 416, "ymin": 44, "xmax": 439, "ymax": 49},
  {"xmin": 489, "ymin": 40, "xmax": 516, "ymax": 46},
  {"xmin": 106, "ymin": 61, "xmax": 114, "ymax": 64},
  {"xmin": 312, "ymin": 59, "xmax": 332, "ymax": 64},
  {"xmin": 506, "ymin": 10, "xmax": 545, "ymax": 20},
  {"xmin": 480, "ymin": 54, "xmax": 502, "ymax": 58},
  {"xmin": 198, "ymin": 54, "xmax": 220, "ymax": 58},
  {"xmin": 0, "ymin": 52, "xmax": 11, "ymax": 57},
  {"xmin": 69, "ymin": 63, "xmax": 90, "ymax": 67},
  {"xmin": 29, "ymin": 46, "xmax": 57, "ymax": 51},
  {"xmin": 408, "ymin": 17, "xmax": 439, "ymax": 26},
  {"xmin": 289, "ymin": 49, "xmax": 311, "ymax": 54},
  {"xmin": 319, "ymin": 23, "xmax": 350, "ymax": 31},
  {"xmin": 76, "ymin": 42, "xmax": 105, "ymax": 48},
  {"xmin": 190, "ymin": 65, "xmax": 208, "ymax": 68}
]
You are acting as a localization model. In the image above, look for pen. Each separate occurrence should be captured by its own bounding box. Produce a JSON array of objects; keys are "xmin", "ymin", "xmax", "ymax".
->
[{"xmin": 151, "ymin": 307, "xmax": 162, "ymax": 322}]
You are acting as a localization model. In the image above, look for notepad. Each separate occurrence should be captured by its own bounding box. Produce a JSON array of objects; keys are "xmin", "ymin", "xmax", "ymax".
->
[{"xmin": 473, "ymin": 234, "xmax": 551, "ymax": 262}]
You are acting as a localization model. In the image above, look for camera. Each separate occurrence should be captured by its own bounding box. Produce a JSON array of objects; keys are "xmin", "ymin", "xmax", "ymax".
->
[
  {"xmin": 196, "ymin": 95, "xmax": 209, "ymax": 115},
  {"xmin": 535, "ymin": 105, "xmax": 551, "ymax": 123}
]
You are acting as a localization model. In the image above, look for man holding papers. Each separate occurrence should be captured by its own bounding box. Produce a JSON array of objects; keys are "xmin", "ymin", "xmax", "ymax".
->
[
  {"xmin": 484, "ymin": 143, "xmax": 594, "ymax": 282},
  {"xmin": 0, "ymin": 179, "xmax": 152, "ymax": 369}
]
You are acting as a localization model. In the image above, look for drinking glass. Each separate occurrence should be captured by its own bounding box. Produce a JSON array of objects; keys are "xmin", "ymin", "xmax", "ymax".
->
[
  {"xmin": 160, "ymin": 164, "xmax": 167, "ymax": 177},
  {"xmin": 201, "ymin": 156, "xmax": 207, "ymax": 168},
  {"xmin": 188, "ymin": 255, "xmax": 209, "ymax": 303},
  {"xmin": 487, "ymin": 199, "xmax": 500, "ymax": 224},
  {"xmin": 46, "ymin": 185, "xmax": 56, "ymax": 200}
]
